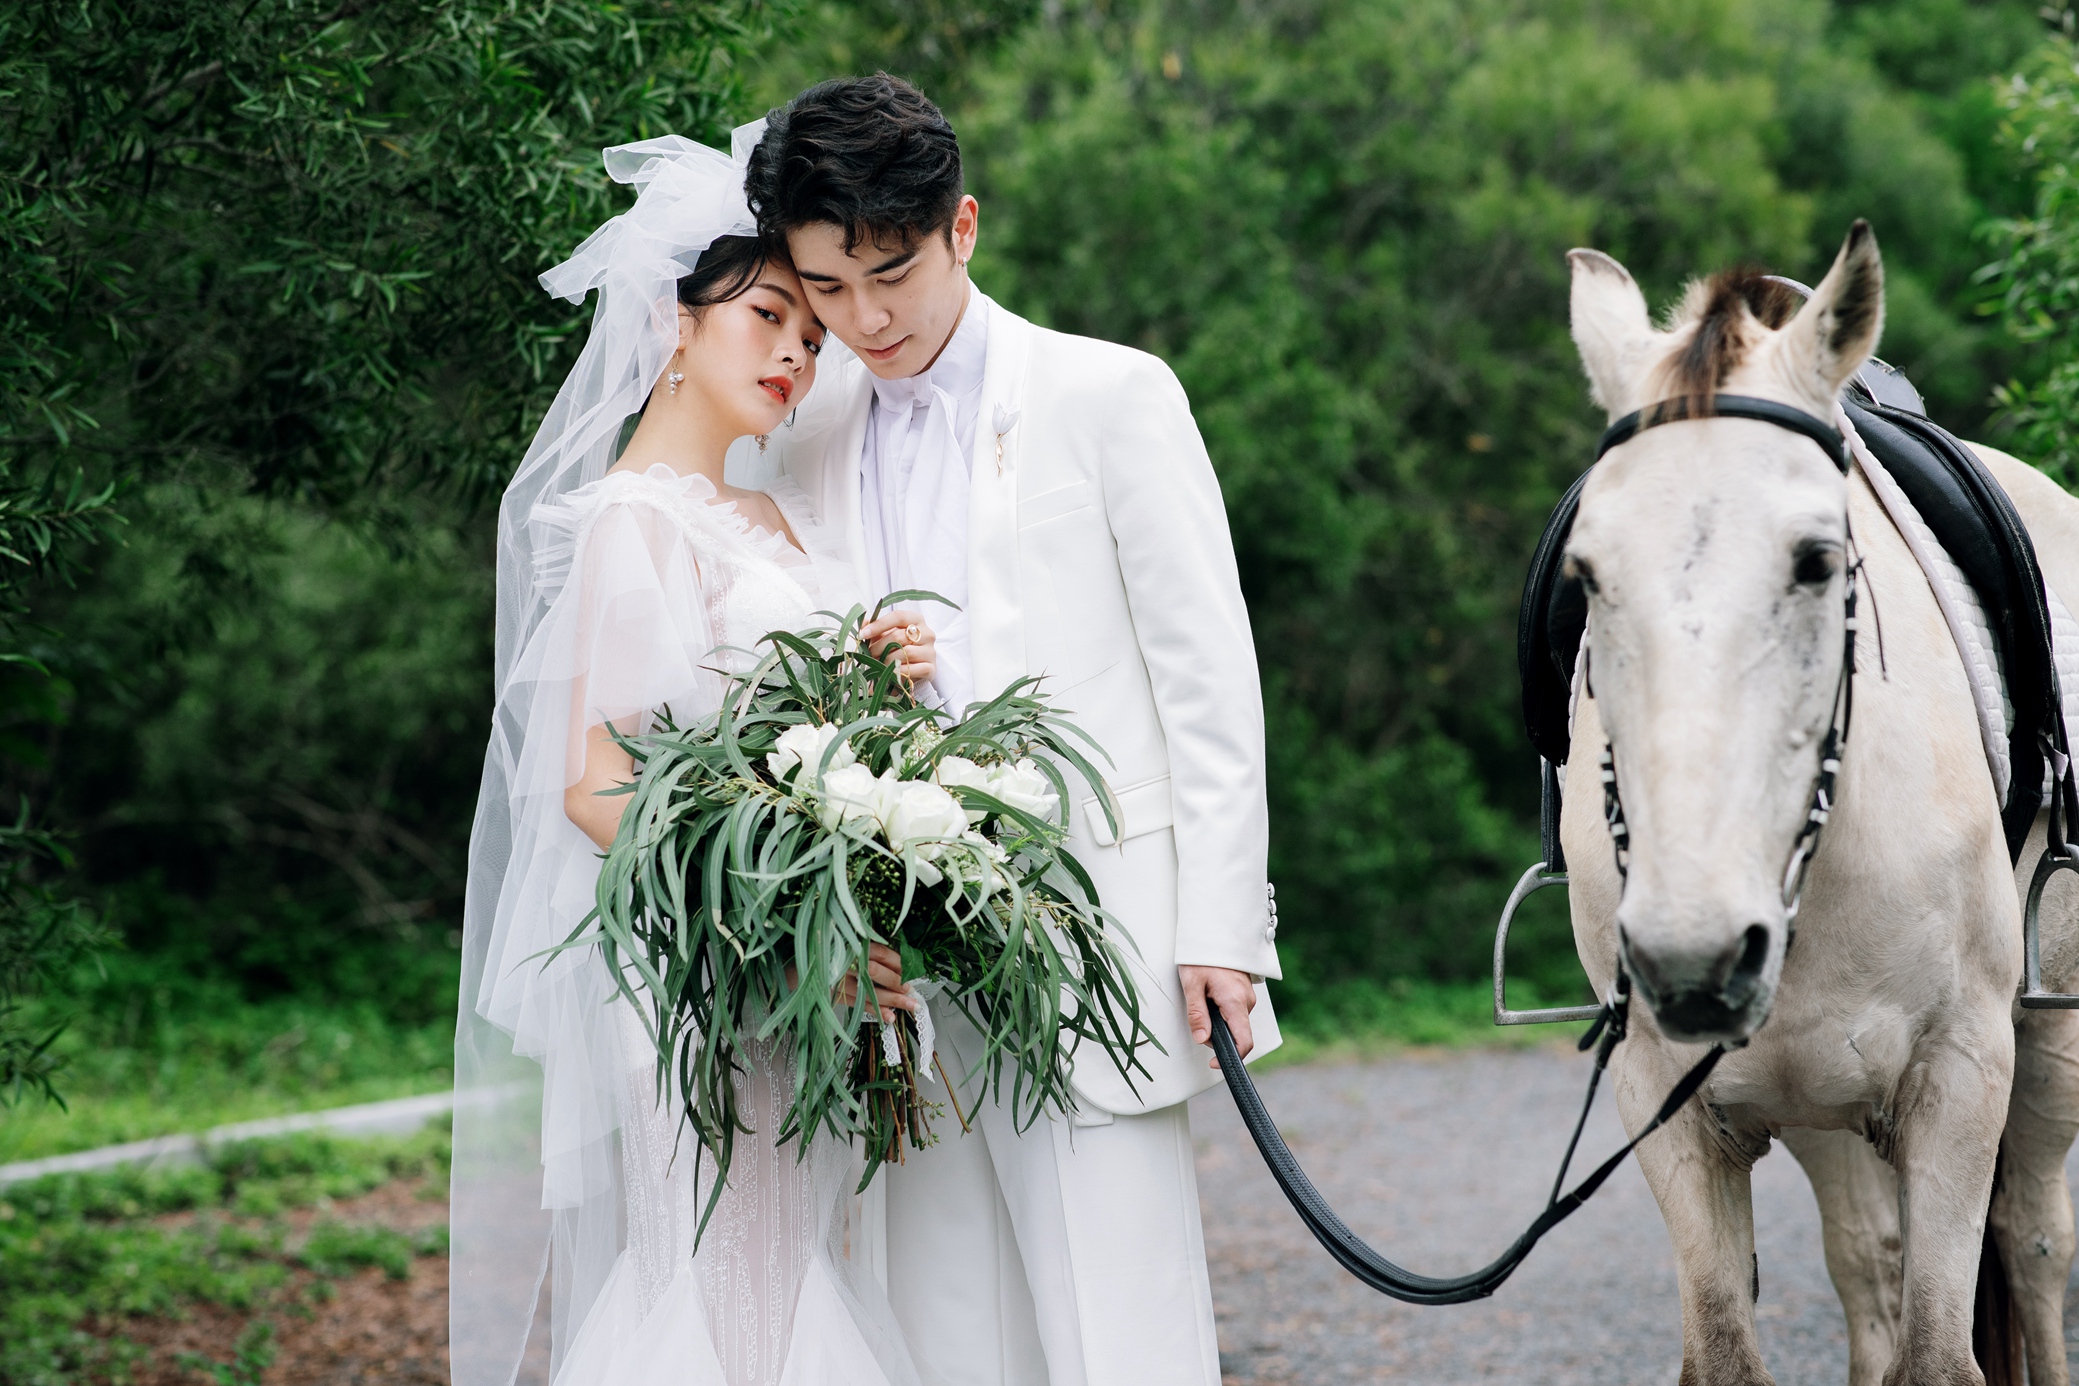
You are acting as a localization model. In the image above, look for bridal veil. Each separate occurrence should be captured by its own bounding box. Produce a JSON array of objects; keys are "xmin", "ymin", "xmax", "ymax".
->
[{"xmin": 449, "ymin": 122, "xmax": 864, "ymax": 1385}]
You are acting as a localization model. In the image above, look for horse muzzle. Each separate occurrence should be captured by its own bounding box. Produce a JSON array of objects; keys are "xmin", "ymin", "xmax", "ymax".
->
[{"xmin": 1618, "ymin": 916, "xmax": 1780, "ymax": 1044}]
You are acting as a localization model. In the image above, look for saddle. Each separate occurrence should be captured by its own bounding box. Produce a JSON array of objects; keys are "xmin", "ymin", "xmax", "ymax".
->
[{"xmin": 1520, "ymin": 365, "xmax": 2067, "ymax": 867}]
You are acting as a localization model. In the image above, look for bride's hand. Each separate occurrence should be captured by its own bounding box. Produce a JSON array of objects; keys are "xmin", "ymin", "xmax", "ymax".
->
[
  {"xmin": 860, "ymin": 610, "xmax": 936, "ymax": 689},
  {"xmin": 831, "ymin": 942, "xmax": 916, "ymax": 1024}
]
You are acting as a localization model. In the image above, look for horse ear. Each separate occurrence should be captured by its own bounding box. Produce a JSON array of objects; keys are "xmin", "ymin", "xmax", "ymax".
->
[
  {"xmin": 1778, "ymin": 221, "xmax": 1883, "ymax": 408},
  {"xmin": 1569, "ymin": 249, "xmax": 1656, "ymax": 416}
]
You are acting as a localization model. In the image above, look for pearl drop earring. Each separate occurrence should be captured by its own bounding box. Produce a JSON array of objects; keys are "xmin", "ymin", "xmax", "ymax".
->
[{"xmin": 668, "ymin": 370, "xmax": 684, "ymax": 395}]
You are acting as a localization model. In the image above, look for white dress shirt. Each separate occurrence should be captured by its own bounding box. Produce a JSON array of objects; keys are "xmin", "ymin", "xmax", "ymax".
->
[{"xmin": 860, "ymin": 286, "xmax": 988, "ymax": 713}]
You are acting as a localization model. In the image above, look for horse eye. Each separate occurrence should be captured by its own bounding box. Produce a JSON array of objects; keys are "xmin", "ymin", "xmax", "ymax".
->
[
  {"xmin": 1792, "ymin": 543, "xmax": 1836, "ymax": 588},
  {"xmin": 1563, "ymin": 553, "xmax": 1598, "ymax": 595}
]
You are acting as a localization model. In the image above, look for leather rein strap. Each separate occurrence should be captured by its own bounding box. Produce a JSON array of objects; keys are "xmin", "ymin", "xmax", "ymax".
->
[
  {"xmin": 1211, "ymin": 1000, "xmax": 1724, "ymax": 1305},
  {"xmin": 1592, "ymin": 392, "xmax": 1857, "ymax": 922},
  {"xmin": 1217, "ymin": 392, "xmax": 1849, "ymax": 1304}
]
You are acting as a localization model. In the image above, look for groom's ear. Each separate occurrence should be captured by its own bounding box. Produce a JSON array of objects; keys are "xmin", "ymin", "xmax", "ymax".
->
[{"xmin": 950, "ymin": 196, "xmax": 980, "ymax": 267}]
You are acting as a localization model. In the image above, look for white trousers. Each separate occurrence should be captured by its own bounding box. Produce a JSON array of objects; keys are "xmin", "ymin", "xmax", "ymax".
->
[{"xmin": 884, "ymin": 1012, "xmax": 1221, "ymax": 1386}]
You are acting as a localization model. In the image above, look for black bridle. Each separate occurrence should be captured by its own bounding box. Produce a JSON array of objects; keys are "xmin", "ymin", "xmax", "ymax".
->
[
  {"xmin": 1597, "ymin": 393, "xmax": 1848, "ymax": 471},
  {"xmin": 1592, "ymin": 393, "xmax": 1859, "ymax": 926},
  {"xmin": 1212, "ymin": 392, "xmax": 1852, "ymax": 1304}
]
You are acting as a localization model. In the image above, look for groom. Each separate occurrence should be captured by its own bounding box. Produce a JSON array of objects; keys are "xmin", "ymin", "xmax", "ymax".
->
[{"xmin": 745, "ymin": 75, "xmax": 1281, "ymax": 1386}]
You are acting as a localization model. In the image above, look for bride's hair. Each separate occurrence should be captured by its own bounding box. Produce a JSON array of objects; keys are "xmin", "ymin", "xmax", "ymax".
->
[{"xmin": 677, "ymin": 232, "xmax": 778, "ymax": 313}]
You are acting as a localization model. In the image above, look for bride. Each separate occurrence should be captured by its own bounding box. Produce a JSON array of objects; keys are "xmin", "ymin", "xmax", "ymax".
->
[{"xmin": 450, "ymin": 128, "xmax": 931, "ymax": 1386}]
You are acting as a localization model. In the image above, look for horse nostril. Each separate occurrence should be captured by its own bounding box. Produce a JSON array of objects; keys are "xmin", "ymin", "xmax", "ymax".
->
[{"xmin": 1719, "ymin": 924, "xmax": 1772, "ymax": 1008}]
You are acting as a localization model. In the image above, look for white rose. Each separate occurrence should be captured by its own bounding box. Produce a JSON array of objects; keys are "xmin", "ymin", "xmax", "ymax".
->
[
  {"xmin": 932, "ymin": 756, "xmax": 993, "ymax": 824},
  {"xmin": 768, "ymin": 722, "xmax": 856, "ymax": 787},
  {"xmin": 882, "ymin": 779, "xmax": 970, "ymax": 852},
  {"xmin": 816, "ymin": 763, "xmax": 890, "ymax": 832},
  {"xmin": 985, "ymin": 758, "xmax": 1059, "ymax": 821}
]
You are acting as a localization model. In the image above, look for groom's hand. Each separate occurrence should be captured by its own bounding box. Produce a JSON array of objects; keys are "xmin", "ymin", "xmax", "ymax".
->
[{"xmin": 1179, "ymin": 965, "xmax": 1257, "ymax": 1067}]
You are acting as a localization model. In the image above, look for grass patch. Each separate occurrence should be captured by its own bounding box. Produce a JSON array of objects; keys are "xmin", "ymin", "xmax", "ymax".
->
[
  {"xmin": 1, "ymin": 987, "xmax": 453, "ymax": 1165},
  {"xmin": 0, "ymin": 1123, "xmax": 449, "ymax": 1386},
  {"xmin": 1264, "ymin": 975, "xmax": 1596, "ymax": 1068}
]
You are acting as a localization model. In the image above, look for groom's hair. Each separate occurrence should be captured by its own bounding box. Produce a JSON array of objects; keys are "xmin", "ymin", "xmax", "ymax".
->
[{"xmin": 744, "ymin": 75, "xmax": 963, "ymax": 253}]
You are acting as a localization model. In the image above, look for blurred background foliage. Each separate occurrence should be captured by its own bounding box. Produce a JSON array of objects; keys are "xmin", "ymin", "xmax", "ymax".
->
[
  {"xmin": 0, "ymin": 0, "xmax": 793, "ymax": 1146},
  {"xmin": 8, "ymin": 0, "xmax": 2079, "ymax": 1147}
]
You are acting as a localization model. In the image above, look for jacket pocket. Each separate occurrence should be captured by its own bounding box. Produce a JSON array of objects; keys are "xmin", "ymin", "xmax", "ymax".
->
[
  {"xmin": 1019, "ymin": 479, "xmax": 1093, "ymax": 529},
  {"xmin": 1082, "ymin": 774, "xmax": 1173, "ymax": 847}
]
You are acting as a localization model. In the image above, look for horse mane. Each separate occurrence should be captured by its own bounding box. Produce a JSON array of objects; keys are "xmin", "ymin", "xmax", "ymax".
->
[{"xmin": 1648, "ymin": 266, "xmax": 1805, "ymax": 414}]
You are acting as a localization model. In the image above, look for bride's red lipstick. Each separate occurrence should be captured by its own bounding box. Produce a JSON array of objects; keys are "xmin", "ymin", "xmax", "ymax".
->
[{"xmin": 759, "ymin": 376, "xmax": 792, "ymax": 404}]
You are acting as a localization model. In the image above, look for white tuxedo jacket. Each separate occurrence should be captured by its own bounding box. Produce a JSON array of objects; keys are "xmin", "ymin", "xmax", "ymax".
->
[{"xmin": 766, "ymin": 295, "xmax": 1282, "ymax": 1113}]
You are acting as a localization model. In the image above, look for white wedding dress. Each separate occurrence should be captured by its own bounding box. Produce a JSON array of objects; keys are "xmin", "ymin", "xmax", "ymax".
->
[{"xmin": 525, "ymin": 462, "xmax": 919, "ymax": 1386}]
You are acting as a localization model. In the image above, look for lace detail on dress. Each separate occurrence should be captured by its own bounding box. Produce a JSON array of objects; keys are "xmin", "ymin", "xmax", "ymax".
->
[
  {"xmin": 616, "ymin": 1002, "xmax": 816, "ymax": 1386},
  {"xmin": 762, "ymin": 470, "xmax": 857, "ymax": 615}
]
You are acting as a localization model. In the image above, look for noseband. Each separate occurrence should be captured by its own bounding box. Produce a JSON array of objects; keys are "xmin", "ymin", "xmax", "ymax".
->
[{"xmin": 1590, "ymin": 393, "xmax": 1859, "ymax": 927}]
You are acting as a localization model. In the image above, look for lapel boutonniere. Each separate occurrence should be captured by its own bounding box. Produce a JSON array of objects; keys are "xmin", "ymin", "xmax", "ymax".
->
[{"xmin": 993, "ymin": 405, "xmax": 1021, "ymax": 476}]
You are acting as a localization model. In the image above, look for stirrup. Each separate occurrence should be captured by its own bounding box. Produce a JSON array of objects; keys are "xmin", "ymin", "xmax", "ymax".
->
[
  {"xmin": 1493, "ymin": 760, "xmax": 1599, "ymax": 1026},
  {"xmin": 2021, "ymin": 746, "xmax": 2079, "ymax": 1009}
]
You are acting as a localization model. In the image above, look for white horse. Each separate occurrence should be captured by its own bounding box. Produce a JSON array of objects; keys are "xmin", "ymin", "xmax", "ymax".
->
[{"xmin": 1564, "ymin": 222, "xmax": 2079, "ymax": 1386}]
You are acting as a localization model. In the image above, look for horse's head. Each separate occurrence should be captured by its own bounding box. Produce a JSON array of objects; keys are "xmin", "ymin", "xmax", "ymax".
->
[{"xmin": 1565, "ymin": 222, "xmax": 1884, "ymax": 1044}]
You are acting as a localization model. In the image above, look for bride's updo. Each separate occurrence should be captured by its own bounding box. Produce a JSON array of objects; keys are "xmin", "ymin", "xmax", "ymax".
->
[{"xmin": 678, "ymin": 233, "xmax": 777, "ymax": 312}]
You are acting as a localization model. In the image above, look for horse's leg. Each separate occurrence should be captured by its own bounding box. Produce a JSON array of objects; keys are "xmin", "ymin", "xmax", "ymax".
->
[
  {"xmin": 1885, "ymin": 1017, "xmax": 2015, "ymax": 1386},
  {"xmin": 1991, "ymin": 813, "xmax": 2079, "ymax": 1386},
  {"xmin": 1779, "ymin": 1126, "xmax": 1902, "ymax": 1386},
  {"xmin": 1987, "ymin": 1007, "xmax": 2079, "ymax": 1386},
  {"xmin": 1617, "ymin": 1040, "xmax": 1775, "ymax": 1386}
]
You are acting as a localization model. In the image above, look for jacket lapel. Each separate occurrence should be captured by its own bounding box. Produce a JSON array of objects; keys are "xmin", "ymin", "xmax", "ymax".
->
[{"xmin": 966, "ymin": 296, "xmax": 1033, "ymax": 700}]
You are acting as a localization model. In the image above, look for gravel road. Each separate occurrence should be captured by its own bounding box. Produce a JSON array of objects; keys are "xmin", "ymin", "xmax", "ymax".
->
[{"xmin": 1190, "ymin": 1043, "xmax": 2079, "ymax": 1385}]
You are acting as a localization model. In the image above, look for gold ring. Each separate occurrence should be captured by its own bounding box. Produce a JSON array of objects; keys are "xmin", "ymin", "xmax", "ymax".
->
[{"xmin": 906, "ymin": 623, "xmax": 923, "ymax": 643}]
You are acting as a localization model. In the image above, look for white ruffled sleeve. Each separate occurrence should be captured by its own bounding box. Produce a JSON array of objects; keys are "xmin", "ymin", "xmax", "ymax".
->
[
  {"xmin": 472, "ymin": 476, "xmax": 725, "ymax": 1200},
  {"xmin": 527, "ymin": 483, "xmax": 725, "ymax": 775}
]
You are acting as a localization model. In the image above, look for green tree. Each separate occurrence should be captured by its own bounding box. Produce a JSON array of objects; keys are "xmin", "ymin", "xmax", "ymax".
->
[
  {"xmin": 0, "ymin": 0, "xmax": 795, "ymax": 1100},
  {"xmin": 1984, "ymin": 12, "xmax": 2079, "ymax": 484}
]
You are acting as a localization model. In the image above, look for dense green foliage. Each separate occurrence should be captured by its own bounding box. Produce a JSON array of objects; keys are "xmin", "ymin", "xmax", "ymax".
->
[
  {"xmin": 1, "ymin": 0, "xmax": 2073, "ymax": 1133},
  {"xmin": 0, "ymin": 0, "xmax": 793, "ymax": 1105},
  {"xmin": 0, "ymin": 1124, "xmax": 448, "ymax": 1385},
  {"xmin": 1986, "ymin": 13, "xmax": 2079, "ymax": 481}
]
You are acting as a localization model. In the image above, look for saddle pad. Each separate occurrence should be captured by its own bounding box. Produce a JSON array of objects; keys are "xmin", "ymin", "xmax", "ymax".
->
[
  {"xmin": 1839, "ymin": 405, "xmax": 2079, "ymax": 809},
  {"xmin": 1840, "ymin": 405, "xmax": 2015, "ymax": 802},
  {"xmin": 1840, "ymin": 397, "xmax": 2067, "ymax": 859}
]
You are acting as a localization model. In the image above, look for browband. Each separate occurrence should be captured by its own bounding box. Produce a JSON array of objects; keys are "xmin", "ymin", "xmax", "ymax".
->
[{"xmin": 1596, "ymin": 394, "xmax": 1848, "ymax": 472}]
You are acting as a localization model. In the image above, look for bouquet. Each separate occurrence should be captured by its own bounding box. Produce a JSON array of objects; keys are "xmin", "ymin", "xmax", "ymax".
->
[{"xmin": 565, "ymin": 597, "xmax": 1154, "ymax": 1232}]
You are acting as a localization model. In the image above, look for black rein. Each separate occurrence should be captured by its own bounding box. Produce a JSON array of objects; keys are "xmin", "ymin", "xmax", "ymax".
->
[{"xmin": 1211, "ymin": 1000, "xmax": 1724, "ymax": 1305}]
